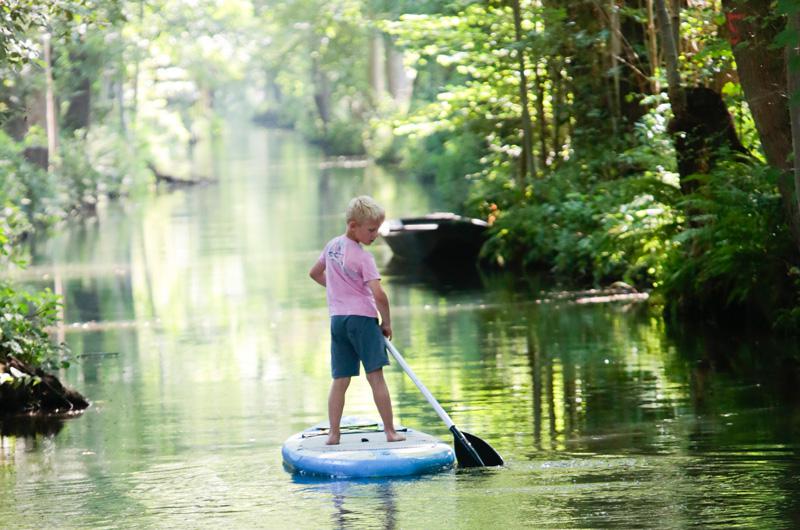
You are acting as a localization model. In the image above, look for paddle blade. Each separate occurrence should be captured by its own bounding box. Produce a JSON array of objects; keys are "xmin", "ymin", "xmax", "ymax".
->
[
  {"xmin": 462, "ymin": 431, "xmax": 504, "ymax": 467},
  {"xmin": 451, "ymin": 426, "xmax": 504, "ymax": 468}
]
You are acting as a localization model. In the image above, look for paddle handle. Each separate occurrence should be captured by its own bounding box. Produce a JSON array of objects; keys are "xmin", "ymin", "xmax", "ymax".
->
[{"xmin": 384, "ymin": 338, "xmax": 455, "ymax": 429}]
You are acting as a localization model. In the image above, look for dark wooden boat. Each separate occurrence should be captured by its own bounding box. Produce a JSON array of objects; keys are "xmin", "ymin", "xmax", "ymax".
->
[{"xmin": 379, "ymin": 213, "xmax": 489, "ymax": 262}]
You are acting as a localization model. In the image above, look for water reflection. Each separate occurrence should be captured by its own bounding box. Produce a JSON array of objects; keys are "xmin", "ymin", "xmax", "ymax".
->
[
  {"xmin": 293, "ymin": 477, "xmax": 400, "ymax": 530},
  {"xmin": 382, "ymin": 258, "xmax": 484, "ymax": 294},
  {"xmin": 0, "ymin": 416, "xmax": 67, "ymax": 438},
  {"xmin": 1, "ymin": 126, "xmax": 799, "ymax": 528}
]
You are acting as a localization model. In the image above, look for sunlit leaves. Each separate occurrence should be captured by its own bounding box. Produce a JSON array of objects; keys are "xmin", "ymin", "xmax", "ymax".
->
[
  {"xmin": 142, "ymin": 0, "xmax": 260, "ymax": 88},
  {"xmin": 0, "ymin": 281, "xmax": 70, "ymax": 369},
  {"xmin": 0, "ymin": 0, "xmax": 108, "ymax": 67}
]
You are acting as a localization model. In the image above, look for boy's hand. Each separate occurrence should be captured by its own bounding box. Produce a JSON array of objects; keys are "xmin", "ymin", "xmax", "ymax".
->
[{"xmin": 380, "ymin": 322, "xmax": 392, "ymax": 340}]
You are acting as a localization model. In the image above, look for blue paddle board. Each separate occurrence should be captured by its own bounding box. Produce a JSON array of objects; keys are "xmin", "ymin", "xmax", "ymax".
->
[{"xmin": 282, "ymin": 416, "xmax": 455, "ymax": 478}]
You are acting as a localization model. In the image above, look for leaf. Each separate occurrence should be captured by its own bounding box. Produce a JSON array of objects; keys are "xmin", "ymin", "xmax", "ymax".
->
[
  {"xmin": 789, "ymin": 54, "xmax": 800, "ymax": 73},
  {"xmin": 777, "ymin": 0, "xmax": 800, "ymax": 15},
  {"xmin": 774, "ymin": 27, "xmax": 799, "ymax": 48}
]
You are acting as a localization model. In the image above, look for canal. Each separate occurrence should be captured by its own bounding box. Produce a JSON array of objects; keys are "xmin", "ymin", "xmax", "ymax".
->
[{"xmin": 2, "ymin": 124, "xmax": 799, "ymax": 528}]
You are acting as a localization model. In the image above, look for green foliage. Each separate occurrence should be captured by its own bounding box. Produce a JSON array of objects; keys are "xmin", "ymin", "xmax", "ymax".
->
[
  {"xmin": 384, "ymin": 3, "xmax": 539, "ymax": 142},
  {"xmin": 679, "ymin": 4, "xmax": 735, "ymax": 87},
  {"xmin": 0, "ymin": 0, "xmax": 108, "ymax": 68},
  {"xmin": 482, "ymin": 171, "xmax": 680, "ymax": 287},
  {"xmin": 774, "ymin": 267, "xmax": 800, "ymax": 332},
  {"xmin": 0, "ymin": 129, "xmax": 69, "ymax": 371},
  {"xmin": 0, "ymin": 281, "xmax": 70, "ymax": 370},
  {"xmin": 595, "ymin": 191, "xmax": 679, "ymax": 286},
  {"xmin": 0, "ymin": 129, "xmax": 60, "ymax": 231},
  {"xmin": 254, "ymin": 0, "xmax": 374, "ymax": 155},
  {"xmin": 478, "ymin": 102, "xmax": 681, "ymax": 286},
  {"xmin": 400, "ymin": 129, "xmax": 484, "ymax": 209},
  {"xmin": 312, "ymin": 120, "xmax": 367, "ymax": 156},
  {"xmin": 375, "ymin": 0, "xmax": 800, "ymax": 329},
  {"xmin": 661, "ymin": 161, "xmax": 798, "ymax": 324},
  {"xmin": 59, "ymin": 133, "xmax": 105, "ymax": 210},
  {"xmin": 0, "ymin": 127, "xmax": 143, "ymax": 225}
]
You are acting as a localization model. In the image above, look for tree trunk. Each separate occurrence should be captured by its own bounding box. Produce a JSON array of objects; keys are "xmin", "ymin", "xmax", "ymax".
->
[
  {"xmin": 23, "ymin": 87, "xmax": 48, "ymax": 170},
  {"xmin": 788, "ymin": 11, "xmax": 800, "ymax": 221},
  {"xmin": 654, "ymin": 0, "xmax": 686, "ymax": 117},
  {"xmin": 132, "ymin": 0, "xmax": 144, "ymax": 125},
  {"xmin": 721, "ymin": 0, "xmax": 791, "ymax": 170},
  {"xmin": 311, "ymin": 52, "xmax": 331, "ymax": 130},
  {"xmin": 64, "ymin": 77, "xmax": 91, "ymax": 132},
  {"xmin": 722, "ymin": 0, "xmax": 799, "ymax": 246},
  {"xmin": 511, "ymin": 0, "xmax": 536, "ymax": 185},
  {"xmin": 646, "ymin": 0, "xmax": 660, "ymax": 94},
  {"xmin": 670, "ymin": 86, "xmax": 747, "ymax": 178},
  {"xmin": 563, "ymin": 0, "xmax": 615, "ymax": 152},
  {"xmin": 385, "ymin": 35, "xmax": 415, "ymax": 115},
  {"xmin": 617, "ymin": 1, "xmax": 651, "ymax": 124},
  {"xmin": 550, "ymin": 61, "xmax": 562, "ymax": 161},
  {"xmin": 533, "ymin": 64, "xmax": 548, "ymax": 169},
  {"xmin": 118, "ymin": 77, "xmax": 127, "ymax": 136},
  {"xmin": 670, "ymin": 0, "xmax": 680, "ymax": 57},
  {"xmin": 608, "ymin": 0, "xmax": 622, "ymax": 134},
  {"xmin": 61, "ymin": 37, "xmax": 96, "ymax": 132},
  {"xmin": 64, "ymin": 45, "xmax": 91, "ymax": 133},
  {"xmin": 43, "ymin": 33, "xmax": 58, "ymax": 172},
  {"xmin": 656, "ymin": 0, "xmax": 746, "ymax": 197},
  {"xmin": 368, "ymin": 31, "xmax": 386, "ymax": 105}
]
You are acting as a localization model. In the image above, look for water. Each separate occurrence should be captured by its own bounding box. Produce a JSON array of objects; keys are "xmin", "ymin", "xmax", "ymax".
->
[{"xmin": 2, "ymin": 126, "xmax": 799, "ymax": 528}]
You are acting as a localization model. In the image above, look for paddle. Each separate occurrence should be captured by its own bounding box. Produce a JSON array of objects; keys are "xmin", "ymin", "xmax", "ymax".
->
[{"xmin": 384, "ymin": 338, "xmax": 504, "ymax": 468}]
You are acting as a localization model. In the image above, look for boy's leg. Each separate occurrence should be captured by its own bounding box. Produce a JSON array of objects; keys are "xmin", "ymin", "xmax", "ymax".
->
[
  {"xmin": 366, "ymin": 368, "xmax": 406, "ymax": 442},
  {"xmin": 327, "ymin": 376, "xmax": 351, "ymax": 445}
]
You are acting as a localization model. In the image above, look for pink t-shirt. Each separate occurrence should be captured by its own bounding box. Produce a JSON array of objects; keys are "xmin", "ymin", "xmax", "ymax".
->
[{"xmin": 319, "ymin": 235, "xmax": 381, "ymax": 317}]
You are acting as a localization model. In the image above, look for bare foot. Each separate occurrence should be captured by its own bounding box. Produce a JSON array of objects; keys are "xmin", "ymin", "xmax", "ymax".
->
[
  {"xmin": 385, "ymin": 430, "xmax": 406, "ymax": 443},
  {"xmin": 326, "ymin": 432, "xmax": 340, "ymax": 445}
]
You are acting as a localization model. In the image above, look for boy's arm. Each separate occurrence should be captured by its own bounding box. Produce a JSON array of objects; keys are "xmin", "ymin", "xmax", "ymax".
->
[
  {"xmin": 367, "ymin": 279, "xmax": 391, "ymax": 339},
  {"xmin": 309, "ymin": 260, "xmax": 326, "ymax": 286}
]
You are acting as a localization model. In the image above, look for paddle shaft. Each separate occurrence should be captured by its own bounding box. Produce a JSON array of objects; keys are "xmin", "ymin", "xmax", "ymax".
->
[
  {"xmin": 384, "ymin": 338, "xmax": 454, "ymax": 429},
  {"xmin": 384, "ymin": 338, "xmax": 487, "ymax": 467}
]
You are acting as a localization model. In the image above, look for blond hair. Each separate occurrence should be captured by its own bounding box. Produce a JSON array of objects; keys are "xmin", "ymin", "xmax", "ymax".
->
[{"xmin": 346, "ymin": 196, "xmax": 385, "ymax": 224}]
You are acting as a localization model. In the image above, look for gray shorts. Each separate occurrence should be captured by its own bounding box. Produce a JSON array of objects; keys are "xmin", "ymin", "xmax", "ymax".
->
[{"xmin": 330, "ymin": 315, "xmax": 389, "ymax": 378}]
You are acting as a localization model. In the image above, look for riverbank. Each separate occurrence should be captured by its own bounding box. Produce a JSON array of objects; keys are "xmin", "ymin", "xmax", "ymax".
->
[{"xmin": 0, "ymin": 356, "xmax": 89, "ymax": 417}]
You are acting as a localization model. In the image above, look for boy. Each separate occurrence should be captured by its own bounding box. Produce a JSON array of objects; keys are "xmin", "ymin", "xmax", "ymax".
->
[{"xmin": 309, "ymin": 196, "xmax": 406, "ymax": 445}]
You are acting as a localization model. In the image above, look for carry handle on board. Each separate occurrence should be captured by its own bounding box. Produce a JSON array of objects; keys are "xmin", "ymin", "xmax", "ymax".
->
[{"xmin": 384, "ymin": 338, "xmax": 503, "ymax": 468}]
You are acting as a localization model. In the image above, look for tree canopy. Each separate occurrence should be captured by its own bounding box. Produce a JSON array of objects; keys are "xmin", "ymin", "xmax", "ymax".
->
[{"xmin": 1, "ymin": 0, "xmax": 799, "ymax": 337}]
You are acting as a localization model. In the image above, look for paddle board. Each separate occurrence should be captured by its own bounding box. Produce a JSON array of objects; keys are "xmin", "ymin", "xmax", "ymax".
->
[{"xmin": 282, "ymin": 416, "xmax": 455, "ymax": 478}]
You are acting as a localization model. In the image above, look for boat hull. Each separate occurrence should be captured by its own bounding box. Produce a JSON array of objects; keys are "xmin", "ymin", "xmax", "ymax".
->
[{"xmin": 380, "ymin": 213, "xmax": 488, "ymax": 262}]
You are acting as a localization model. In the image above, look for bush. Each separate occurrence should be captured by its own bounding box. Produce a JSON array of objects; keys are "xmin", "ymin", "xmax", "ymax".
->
[
  {"xmin": 0, "ymin": 129, "xmax": 61, "ymax": 229},
  {"xmin": 0, "ymin": 281, "xmax": 70, "ymax": 370},
  {"xmin": 481, "ymin": 168, "xmax": 680, "ymax": 287},
  {"xmin": 59, "ymin": 134, "xmax": 105, "ymax": 211},
  {"xmin": 660, "ymin": 160, "xmax": 798, "ymax": 325},
  {"xmin": 313, "ymin": 120, "xmax": 367, "ymax": 156}
]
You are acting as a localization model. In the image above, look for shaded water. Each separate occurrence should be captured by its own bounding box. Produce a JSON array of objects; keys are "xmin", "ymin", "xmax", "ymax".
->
[{"xmin": 2, "ymin": 126, "xmax": 799, "ymax": 528}]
